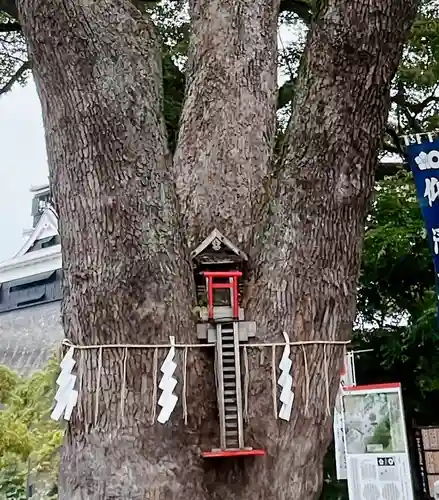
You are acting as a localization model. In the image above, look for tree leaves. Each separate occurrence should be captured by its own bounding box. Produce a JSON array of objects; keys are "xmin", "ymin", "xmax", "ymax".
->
[{"xmin": 0, "ymin": 359, "xmax": 63, "ymax": 497}]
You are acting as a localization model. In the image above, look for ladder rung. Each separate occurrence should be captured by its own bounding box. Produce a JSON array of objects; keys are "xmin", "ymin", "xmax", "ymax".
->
[
  {"xmin": 226, "ymin": 420, "xmax": 238, "ymax": 427},
  {"xmin": 223, "ymin": 367, "xmax": 236, "ymax": 372},
  {"xmin": 225, "ymin": 398, "xmax": 237, "ymax": 403},
  {"xmin": 226, "ymin": 430, "xmax": 238, "ymax": 436},
  {"xmin": 224, "ymin": 390, "xmax": 236, "ymax": 395},
  {"xmin": 224, "ymin": 383, "xmax": 236, "ymax": 388},
  {"xmin": 225, "ymin": 414, "xmax": 238, "ymax": 420},
  {"xmin": 221, "ymin": 328, "xmax": 234, "ymax": 333},
  {"xmin": 224, "ymin": 375, "xmax": 236, "ymax": 380}
]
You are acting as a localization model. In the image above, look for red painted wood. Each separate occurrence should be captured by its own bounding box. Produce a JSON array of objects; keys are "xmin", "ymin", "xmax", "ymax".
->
[
  {"xmin": 202, "ymin": 271, "xmax": 242, "ymax": 278},
  {"xmin": 202, "ymin": 449, "xmax": 265, "ymax": 458},
  {"xmin": 343, "ymin": 382, "xmax": 401, "ymax": 392},
  {"xmin": 202, "ymin": 270, "xmax": 242, "ymax": 320},
  {"xmin": 207, "ymin": 276, "xmax": 214, "ymax": 321},
  {"xmin": 232, "ymin": 277, "xmax": 239, "ymax": 319}
]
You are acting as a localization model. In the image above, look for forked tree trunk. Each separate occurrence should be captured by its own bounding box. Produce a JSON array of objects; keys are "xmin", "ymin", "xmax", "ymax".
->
[
  {"xmin": 174, "ymin": 0, "xmax": 280, "ymax": 247},
  {"xmin": 17, "ymin": 0, "xmax": 419, "ymax": 499}
]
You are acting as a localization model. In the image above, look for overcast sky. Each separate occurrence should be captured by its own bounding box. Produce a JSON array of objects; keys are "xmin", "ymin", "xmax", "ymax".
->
[{"xmin": 0, "ymin": 80, "xmax": 48, "ymax": 263}]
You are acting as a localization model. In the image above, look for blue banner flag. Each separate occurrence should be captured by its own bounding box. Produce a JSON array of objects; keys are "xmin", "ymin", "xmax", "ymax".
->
[{"xmin": 405, "ymin": 137, "xmax": 439, "ymax": 314}]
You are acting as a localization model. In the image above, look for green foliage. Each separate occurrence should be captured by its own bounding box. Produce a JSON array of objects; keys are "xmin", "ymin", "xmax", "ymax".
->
[
  {"xmin": 399, "ymin": 2, "xmax": 439, "ymax": 91},
  {"xmin": 389, "ymin": 0, "xmax": 439, "ymax": 139},
  {"xmin": 0, "ymin": 359, "xmax": 63, "ymax": 498},
  {"xmin": 356, "ymin": 169, "xmax": 439, "ymax": 421},
  {"xmin": 0, "ymin": 464, "xmax": 27, "ymax": 500},
  {"xmin": 146, "ymin": 0, "xmax": 189, "ymax": 150},
  {"xmin": 359, "ymin": 171, "xmax": 432, "ymax": 322}
]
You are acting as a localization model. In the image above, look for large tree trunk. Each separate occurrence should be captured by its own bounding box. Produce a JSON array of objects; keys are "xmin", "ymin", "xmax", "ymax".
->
[
  {"xmin": 175, "ymin": 1, "xmax": 420, "ymax": 498},
  {"xmin": 174, "ymin": 0, "xmax": 280, "ymax": 247},
  {"xmin": 17, "ymin": 0, "xmax": 419, "ymax": 499},
  {"xmin": 16, "ymin": 1, "xmax": 209, "ymax": 498},
  {"xmin": 243, "ymin": 1, "xmax": 420, "ymax": 496}
]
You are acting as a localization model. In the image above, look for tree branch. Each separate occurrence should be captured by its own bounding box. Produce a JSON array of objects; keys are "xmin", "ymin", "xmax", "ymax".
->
[
  {"xmin": 277, "ymin": 78, "xmax": 295, "ymax": 109},
  {"xmin": 0, "ymin": 21, "xmax": 20, "ymax": 32},
  {"xmin": 0, "ymin": 60, "xmax": 30, "ymax": 95},
  {"xmin": 400, "ymin": 106, "xmax": 423, "ymax": 132},
  {"xmin": 279, "ymin": 0, "xmax": 312, "ymax": 24},
  {"xmin": 392, "ymin": 84, "xmax": 439, "ymax": 115},
  {"xmin": 385, "ymin": 126, "xmax": 405, "ymax": 156}
]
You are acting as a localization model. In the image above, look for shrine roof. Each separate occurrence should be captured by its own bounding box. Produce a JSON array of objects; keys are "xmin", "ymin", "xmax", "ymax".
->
[{"xmin": 191, "ymin": 228, "xmax": 248, "ymax": 262}]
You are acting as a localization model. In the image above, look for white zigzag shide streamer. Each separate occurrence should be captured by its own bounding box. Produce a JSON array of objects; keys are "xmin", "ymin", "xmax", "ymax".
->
[
  {"xmin": 278, "ymin": 331, "xmax": 294, "ymax": 421},
  {"xmin": 157, "ymin": 336, "xmax": 178, "ymax": 424},
  {"xmin": 51, "ymin": 346, "xmax": 78, "ymax": 421}
]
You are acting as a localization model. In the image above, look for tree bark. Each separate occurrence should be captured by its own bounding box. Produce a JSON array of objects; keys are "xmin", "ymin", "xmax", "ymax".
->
[
  {"xmin": 174, "ymin": 0, "xmax": 280, "ymax": 248},
  {"xmin": 16, "ymin": 0, "xmax": 419, "ymax": 499},
  {"xmin": 243, "ymin": 0, "xmax": 420, "ymax": 497},
  {"xmin": 175, "ymin": 0, "xmax": 420, "ymax": 499},
  {"xmin": 16, "ymin": 1, "xmax": 214, "ymax": 498}
]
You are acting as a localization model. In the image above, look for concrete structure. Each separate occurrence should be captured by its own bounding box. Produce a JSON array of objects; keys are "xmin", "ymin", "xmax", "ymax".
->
[{"xmin": 0, "ymin": 185, "xmax": 63, "ymax": 375}]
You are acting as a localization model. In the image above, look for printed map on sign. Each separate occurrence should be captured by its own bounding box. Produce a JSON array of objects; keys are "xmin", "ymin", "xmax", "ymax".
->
[
  {"xmin": 342, "ymin": 384, "xmax": 414, "ymax": 500},
  {"xmin": 343, "ymin": 392, "xmax": 405, "ymax": 455}
]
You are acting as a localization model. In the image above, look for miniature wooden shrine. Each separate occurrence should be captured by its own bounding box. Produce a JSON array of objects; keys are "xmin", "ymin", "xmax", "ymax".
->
[{"xmin": 191, "ymin": 229, "xmax": 264, "ymax": 458}]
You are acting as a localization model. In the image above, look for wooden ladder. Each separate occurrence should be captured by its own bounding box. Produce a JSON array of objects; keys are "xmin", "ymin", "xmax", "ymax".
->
[{"xmin": 216, "ymin": 322, "xmax": 244, "ymax": 450}]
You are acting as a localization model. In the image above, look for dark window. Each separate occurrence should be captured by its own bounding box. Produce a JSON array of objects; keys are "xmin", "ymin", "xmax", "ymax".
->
[
  {"xmin": 27, "ymin": 235, "xmax": 60, "ymax": 253},
  {"xmin": 0, "ymin": 270, "xmax": 62, "ymax": 313}
]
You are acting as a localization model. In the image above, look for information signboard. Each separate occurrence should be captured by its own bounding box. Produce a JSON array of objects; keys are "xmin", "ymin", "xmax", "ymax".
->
[{"xmin": 342, "ymin": 383, "xmax": 414, "ymax": 500}]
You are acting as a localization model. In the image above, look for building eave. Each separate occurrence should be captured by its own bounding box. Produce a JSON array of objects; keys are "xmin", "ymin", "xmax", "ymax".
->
[
  {"xmin": 0, "ymin": 245, "xmax": 62, "ymax": 283},
  {"xmin": 29, "ymin": 183, "xmax": 50, "ymax": 194}
]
